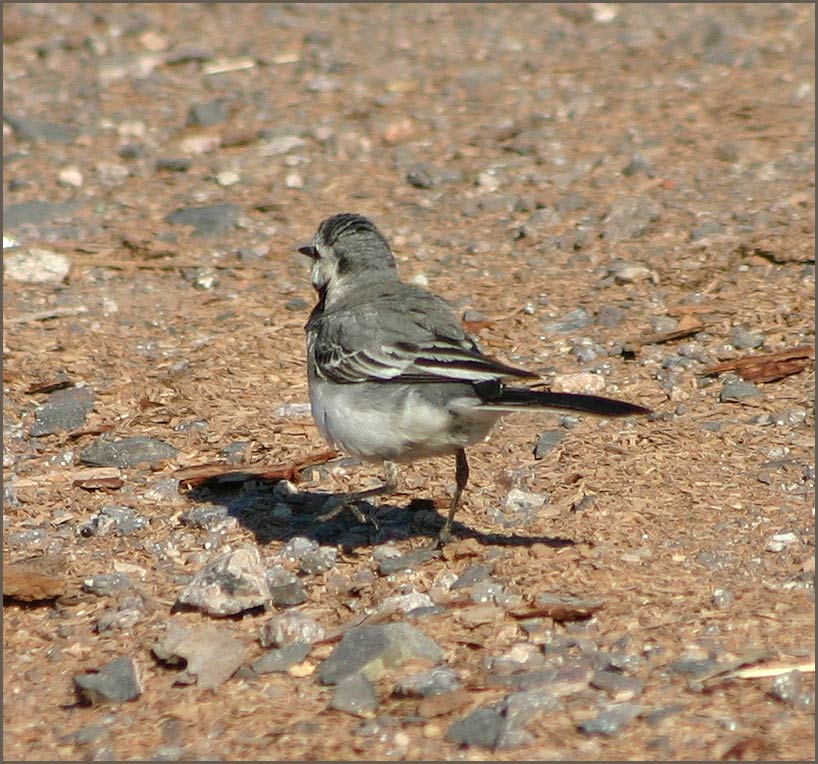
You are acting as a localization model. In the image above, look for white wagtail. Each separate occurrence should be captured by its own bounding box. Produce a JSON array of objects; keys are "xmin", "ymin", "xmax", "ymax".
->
[{"xmin": 298, "ymin": 213, "xmax": 651, "ymax": 543}]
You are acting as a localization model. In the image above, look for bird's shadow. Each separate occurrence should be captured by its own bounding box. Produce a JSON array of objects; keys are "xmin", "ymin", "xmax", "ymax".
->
[{"xmin": 183, "ymin": 473, "xmax": 574, "ymax": 552}]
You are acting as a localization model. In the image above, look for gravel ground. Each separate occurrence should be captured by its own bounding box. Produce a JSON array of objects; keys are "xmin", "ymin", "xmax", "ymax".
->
[{"xmin": 3, "ymin": 3, "xmax": 815, "ymax": 761}]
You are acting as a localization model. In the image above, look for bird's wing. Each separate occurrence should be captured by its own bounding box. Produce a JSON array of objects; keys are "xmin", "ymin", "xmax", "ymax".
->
[{"xmin": 309, "ymin": 288, "xmax": 537, "ymax": 385}]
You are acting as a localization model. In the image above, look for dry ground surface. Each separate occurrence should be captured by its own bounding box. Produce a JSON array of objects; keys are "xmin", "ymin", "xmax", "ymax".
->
[{"xmin": 3, "ymin": 3, "xmax": 815, "ymax": 761}]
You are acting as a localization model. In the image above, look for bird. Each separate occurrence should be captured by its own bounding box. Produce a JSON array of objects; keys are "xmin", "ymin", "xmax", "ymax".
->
[{"xmin": 298, "ymin": 212, "xmax": 651, "ymax": 543}]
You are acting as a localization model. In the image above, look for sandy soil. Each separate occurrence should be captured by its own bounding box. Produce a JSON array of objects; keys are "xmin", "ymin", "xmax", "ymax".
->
[{"xmin": 3, "ymin": 3, "xmax": 814, "ymax": 761}]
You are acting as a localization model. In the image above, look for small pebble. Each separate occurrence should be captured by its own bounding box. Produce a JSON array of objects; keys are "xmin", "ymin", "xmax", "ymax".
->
[
  {"xmin": 579, "ymin": 702, "xmax": 641, "ymax": 736},
  {"xmin": 329, "ymin": 674, "xmax": 379, "ymax": 717}
]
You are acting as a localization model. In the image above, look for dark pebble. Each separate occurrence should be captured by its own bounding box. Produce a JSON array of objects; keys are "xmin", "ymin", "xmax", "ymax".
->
[
  {"xmin": 541, "ymin": 307, "xmax": 594, "ymax": 334},
  {"xmin": 393, "ymin": 666, "xmax": 462, "ymax": 698},
  {"xmin": 80, "ymin": 436, "xmax": 178, "ymax": 468},
  {"xmin": 180, "ymin": 504, "xmax": 230, "ymax": 530},
  {"xmin": 534, "ymin": 430, "xmax": 565, "ymax": 460},
  {"xmin": 602, "ymin": 196, "xmax": 661, "ymax": 242},
  {"xmin": 317, "ymin": 623, "xmax": 443, "ymax": 685},
  {"xmin": 269, "ymin": 580, "xmax": 307, "ymax": 607},
  {"xmin": 164, "ymin": 203, "xmax": 242, "ymax": 236},
  {"xmin": 329, "ymin": 674, "xmax": 379, "ymax": 717},
  {"xmin": 30, "ymin": 385, "xmax": 94, "ymax": 437},
  {"xmin": 252, "ymin": 641, "xmax": 311, "ymax": 674},
  {"xmin": 720, "ymin": 379, "xmax": 761, "ymax": 403},
  {"xmin": 591, "ymin": 669, "xmax": 645, "ymax": 699},
  {"xmin": 451, "ymin": 564, "xmax": 492, "ymax": 590},
  {"xmin": 669, "ymin": 657, "xmax": 719, "ymax": 678},
  {"xmin": 446, "ymin": 704, "xmax": 506, "ymax": 749},
  {"xmin": 5, "ymin": 115, "xmax": 77, "ymax": 144},
  {"xmin": 219, "ymin": 441, "xmax": 251, "ymax": 464},
  {"xmin": 377, "ymin": 547, "xmax": 438, "ymax": 575},
  {"xmin": 187, "ymin": 100, "xmax": 230, "ymax": 127},
  {"xmin": 156, "ymin": 157, "xmax": 192, "ymax": 172},
  {"xmin": 73, "ymin": 656, "xmax": 142, "ymax": 705},
  {"xmin": 579, "ymin": 702, "xmax": 641, "ymax": 736},
  {"xmin": 83, "ymin": 572, "xmax": 135, "ymax": 596},
  {"xmin": 3, "ymin": 200, "xmax": 83, "ymax": 231}
]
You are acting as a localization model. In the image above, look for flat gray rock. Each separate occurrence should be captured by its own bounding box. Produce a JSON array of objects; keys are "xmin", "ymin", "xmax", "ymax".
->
[
  {"xmin": 80, "ymin": 435, "xmax": 178, "ymax": 468},
  {"xmin": 164, "ymin": 203, "xmax": 242, "ymax": 236},
  {"xmin": 328, "ymin": 674, "xmax": 379, "ymax": 717},
  {"xmin": 74, "ymin": 656, "xmax": 143, "ymax": 705},
  {"xmin": 30, "ymin": 385, "xmax": 94, "ymax": 436},
  {"xmin": 317, "ymin": 622, "xmax": 444, "ymax": 685}
]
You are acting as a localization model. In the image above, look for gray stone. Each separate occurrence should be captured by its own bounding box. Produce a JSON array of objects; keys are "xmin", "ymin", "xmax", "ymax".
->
[
  {"xmin": 252, "ymin": 642, "xmax": 311, "ymax": 674},
  {"xmin": 595, "ymin": 305, "xmax": 627, "ymax": 328},
  {"xmin": 622, "ymin": 153, "xmax": 655, "ymax": 177},
  {"xmin": 176, "ymin": 545, "xmax": 271, "ymax": 616},
  {"xmin": 602, "ymin": 196, "xmax": 661, "ymax": 241},
  {"xmin": 497, "ymin": 688, "xmax": 564, "ymax": 748},
  {"xmin": 152, "ymin": 622, "xmax": 247, "ymax": 690},
  {"xmin": 541, "ymin": 307, "xmax": 593, "ymax": 334},
  {"xmin": 5, "ymin": 116, "xmax": 77, "ymax": 144},
  {"xmin": 80, "ymin": 436, "xmax": 178, "ymax": 468},
  {"xmin": 96, "ymin": 600, "xmax": 145, "ymax": 633},
  {"xmin": 180, "ymin": 504, "xmax": 231, "ymax": 531},
  {"xmin": 329, "ymin": 673, "xmax": 379, "ymax": 717},
  {"xmin": 534, "ymin": 429, "xmax": 567, "ymax": 460},
  {"xmin": 377, "ymin": 547, "xmax": 438, "ymax": 575},
  {"xmin": 720, "ymin": 379, "xmax": 762, "ymax": 403},
  {"xmin": 97, "ymin": 505, "xmax": 149, "ymax": 535},
  {"xmin": 299, "ymin": 545, "xmax": 337, "ymax": 575},
  {"xmin": 579, "ymin": 702, "xmax": 641, "ymax": 736},
  {"xmin": 156, "ymin": 157, "xmax": 192, "ymax": 172},
  {"xmin": 73, "ymin": 657, "xmax": 143, "ymax": 705},
  {"xmin": 591, "ymin": 669, "xmax": 644, "ymax": 700},
  {"xmin": 731, "ymin": 326, "xmax": 764, "ymax": 350},
  {"xmin": 451, "ymin": 564, "xmax": 492, "ymax": 590},
  {"xmin": 164, "ymin": 203, "xmax": 242, "ymax": 236},
  {"xmin": 269, "ymin": 579, "xmax": 307, "ymax": 607},
  {"xmin": 30, "ymin": 386, "xmax": 94, "ymax": 436},
  {"xmin": 446, "ymin": 704, "xmax": 506, "ymax": 749},
  {"xmin": 2, "ymin": 201, "xmax": 82, "ymax": 231},
  {"xmin": 83, "ymin": 572, "xmax": 135, "ymax": 597},
  {"xmin": 768, "ymin": 669, "xmax": 803, "ymax": 704},
  {"xmin": 669, "ymin": 657, "xmax": 719, "ymax": 678},
  {"xmin": 520, "ymin": 207, "xmax": 562, "ymax": 240},
  {"xmin": 690, "ymin": 220, "xmax": 726, "ymax": 241},
  {"xmin": 394, "ymin": 666, "xmax": 462, "ymax": 698},
  {"xmin": 187, "ymin": 100, "xmax": 230, "ymax": 127},
  {"xmin": 259, "ymin": 612, "xmax": 325, "ymax": 647},
  {"xmin": 405, "ymin": 162, "xmax": 461, "ymax": 189},
  {"xmin": 317, "ymin": 622, "xmax": 444, "ymax": 684}
]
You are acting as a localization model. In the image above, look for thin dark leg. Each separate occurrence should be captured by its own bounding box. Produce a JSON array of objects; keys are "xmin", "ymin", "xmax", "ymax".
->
[
  {"xmin": 317, "ymin": 460, "xmax": 400, "ymax": 530},
  {"xmin": 438, "ymin": 448, "xmax": 469, "ymax": 544}
]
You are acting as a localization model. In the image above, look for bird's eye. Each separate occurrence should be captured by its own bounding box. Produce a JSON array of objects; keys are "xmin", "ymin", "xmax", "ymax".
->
[{"xmin": 298, "ymin": 245, "xmax": 318, "ymax": 259}]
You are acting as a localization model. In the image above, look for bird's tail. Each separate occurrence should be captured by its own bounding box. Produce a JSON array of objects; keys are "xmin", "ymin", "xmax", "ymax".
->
[{"xmin": 483, "ymin": 384, "xmax": 651, "ymax": 417}]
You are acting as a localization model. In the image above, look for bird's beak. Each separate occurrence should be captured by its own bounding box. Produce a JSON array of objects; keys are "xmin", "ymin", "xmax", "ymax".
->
[{"xmin": 297, "ymin": 242, "xmax": 317, "ymax": 258}]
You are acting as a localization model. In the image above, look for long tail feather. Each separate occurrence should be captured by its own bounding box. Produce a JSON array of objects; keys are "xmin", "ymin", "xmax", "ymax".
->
[{"xmin": 492, "ymin": 386, "xmax": 651, "ymax": 417}]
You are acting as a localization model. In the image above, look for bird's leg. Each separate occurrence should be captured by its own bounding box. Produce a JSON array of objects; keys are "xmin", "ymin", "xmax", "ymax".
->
[
  {"xmin": 438, "ymin": 448, "xmax": 469, "ymax": 545},
  {"xmin": 316, "ymin": 460, "xmax": 400, "ymax": 530}
]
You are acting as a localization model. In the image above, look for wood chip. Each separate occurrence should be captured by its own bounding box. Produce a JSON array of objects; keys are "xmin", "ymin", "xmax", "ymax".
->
[
  {"xmin": 700, "ymin": 345, "xmax": 814, "ymax": 383},
  {"xmin": 3, "ymin": 556, "xmax": 68, "ymax": 602},
  {"xmin": 174, "ymin": 449, "xmax": 338, "ymax": 489},
  {"xmin": 417, "ymin": 689, "xmax": 472, "ymax": 719},
  {"xmin": 510, "ymin": 593, "xmax": 604, "ymax": 621}
]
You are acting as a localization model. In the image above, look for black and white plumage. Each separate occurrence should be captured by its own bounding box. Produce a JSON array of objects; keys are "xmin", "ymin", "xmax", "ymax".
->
[{"xmin": 300, "ymin": 213, "xmax": 651, "ymax": 542}]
